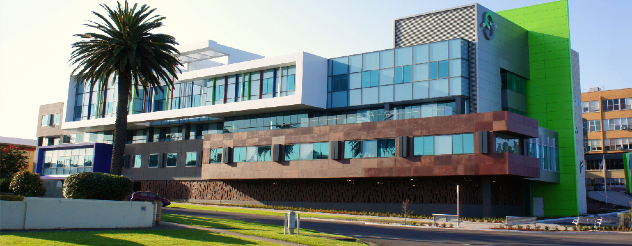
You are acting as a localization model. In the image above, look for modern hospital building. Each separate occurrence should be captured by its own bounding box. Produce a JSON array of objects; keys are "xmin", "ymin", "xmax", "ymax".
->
[{"xmin": 35, "ymin": 0, "xmax": 587, "ymax": 217}]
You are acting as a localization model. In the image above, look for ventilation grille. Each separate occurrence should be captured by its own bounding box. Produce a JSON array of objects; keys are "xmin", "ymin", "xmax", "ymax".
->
[{"xmin": 394, "ymin": 5, "xmax": 476, "ymax": 48}]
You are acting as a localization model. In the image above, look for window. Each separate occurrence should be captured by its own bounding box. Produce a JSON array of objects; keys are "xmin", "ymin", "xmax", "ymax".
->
[
  {"xmin": 585, "ymin": 120, "xmax": 601, "ymax": 132},
  {"xmin": 233, "ymin": 146, "xmax": 270, "ymax": 162},
  {"xmin": 603, "ymin": 137, "xmax": 632, "ymax": 151},
  {"xmin": 53, "ymin": 114, "xmax": 60, "ymax": 125},
  {"xmin": 362, "ymin": 70, "xmax": 379, "ymax": 88},
  {"xmin": 149, "ymin": 154, "xmax": 159, "ymax": 168},
  {"xmin": 42, "ymin": 147, "xmax": 94, "ymax": 175},
  {"xmin": 343, "ymin": 139, "xmax": 395, "ymax": 159},
  {"xmin": 262, "ymin": 69, "xmax": 275, "ymax": 98},
  {"xmin": 603, "ymin": 118, "xmax": 632, "ymax": 131},
  {"xmin": 280, "ymin": 66, "xmax": 296, "ymax": 96},
  {"xmin": 602, "ymin": 98, "xmax": 632, "ymax": 112},
  {"xmin": 584, "ymin": 139, "xmax": 602, "ymax": 152},
  {"xmin": 209, "ymin": 148, "xmax": 222, "ymax": 163},
  {"xmin": 42, "ymin": 115, "xmax": 50, "ymax": 126},
  {"xmin": 582, "ymin": 101, "xmax": 600, "ymax": 113},
  {"xmin": 495, "ymin": 133, "xmax": 521, "ymax": 154},
  {"xmin": 166, "ymin": 153, "xmax": 177, "ymax": 167},
  {"xmin": 186, "ymin": 152, "xmax": 197, "ymax": 166},
  {"xmin": 413, "ymin": 133, "xmax": 474, "ymax": 156},
  {"xmin": 132, "ymin": 155, "xmax": 142, "ymax": 168}
]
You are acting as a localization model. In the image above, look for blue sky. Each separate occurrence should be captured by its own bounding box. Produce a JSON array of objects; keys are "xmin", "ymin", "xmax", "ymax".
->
[{"xmin": 0, "ymin": 0, "xmax": 630, "ymax": 140}]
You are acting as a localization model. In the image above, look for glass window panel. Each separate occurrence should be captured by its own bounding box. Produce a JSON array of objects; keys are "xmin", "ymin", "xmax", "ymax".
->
[
  {"xmin": 258, "ymin": 146, "xmax": 271, "ymax": 162},
  {"xmin": 350, "ymin": 89, "xmax": 362, "ymax": 106},
  {"xmin": 349, "ymin": 55, "xmax": 362, "ymax": 73},
  {"xmin": 463, "ymin": 133, "xmax": 474, "ymax": 154},
  {"xmin": 394, "ymin": 83, "xmax": 413, "ymax": 101},
  {"xmin": 379, "ymin": 85, "xmax": 394, "ymax": 103},
  {"xmin": 413, "ymin": 63, "xmax": 428, "ymax": 81},
  {"xmin": 403, "ymin": 65, "xmax": 412, "ymax": 83},
  {"xmin": 300, "ymin": 143, "xmax": 314, "ymax": 160},
  {"xmin": 434, "ymin": 135, "xmax": 452, "ymax": 155},
  {"xmin": 449, "ymin": 59, "xmax": 462, "ymax": 77},
  {"xmin": 395, "ymin": 47, "xmax": 412, "ymax": 67},
  {"xmin": 285, "ymin": 145, "xmax": 299, "ymax": 161},
  {"xmin": 429, "ymin": 62, "xmax": 438, "ymax": 80},
  {"xmin": 380, "ymin": 68, "xmax": 394, "ymax": 85},
  {"xmin": 362, "ymin": 140, "xmax": 378, "ymax": 158},
  {"xmin": 423, "ymin": 136, "xmax": 434, "ymax": 155},
  {"xmin": 332, "ymin": 57, "xmax": 348, "ymax": 75},
  {"xmin": 344, "ymin": 140, "xmax": 361, "ymax": 159},
  {"xmin": 332, "ymin": 91, "xmax": 348, "ymax": 108},
  {"xmin": 186, "ymin": 152, "xmax": 197, "ymax": 166},
  {"xmin": 449, "ymin": 77, "xmax": 462, "ymax": 96},
  {"xmin": 317, "ymin": 142, "xmax": 329, "ymax": 159},
  {"xmin": 413, "ymin": 137, "xmax": 423, "ymax": 156},
  {"xmin": 246, "ymin": 146, "xmax": 258, "ymax": 162},
  {"xmin": 362, "ymin": 87, "xmax": 379, "ymax": 105},
  {"xmin": 378, "ymin": 139, "xmax": 395, "ymax": 157},
  {"xmin": 413, "ymin": 81, "xmax": 429, "ymax": 99},
  {"xmin": 133, "ymin": 155, "xmax": 142, "ymax": 168},
  {"xmin": 449, "ymin": 39, "xmax": 463, "ymax": 59},
  {"xmin": 452, "ymin": 134, "xmax": 464, "ymax": 154},
  {"xmin": 429, "ymin": 79, "xmax": 449, "ymax": 98},
  {"xmin": 363, "ymin": 52, "xmax": 379, "ymax": 71},
  {"xmin": 380, "ymin": 50, "xmax": 394, "ymax": 69},
  {"xmin": 438, "ymin": 60, "xmax": 449, "ymax": 78},
  {"xmin": 371, "ymin": 70, "xmax": 379, "ymax": 87},
  {"xmin": 429, "ymin": 41, "xmax": 448, "ymax": 62},
  {"xmin": 413, "ymin": 44, "xmax": 428, "ymax": 64},
  {"xmin": 349, "ymin": 73, "xmax": 362, "ymax": 89},
  {"xmin": 166, "ymin": 153, "xmax": 177, "ymax": 167},
  {"xmin": 361, "ymin": 71, "xmax": 371, "ymax": 88}
]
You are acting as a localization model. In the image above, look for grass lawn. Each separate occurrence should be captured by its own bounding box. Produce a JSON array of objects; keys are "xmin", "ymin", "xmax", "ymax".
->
[
  {"xmin": 169, "ymin": 203, "xmax": 401, "ymax": 223},
  {"xmin": 0, "ymin": 229, "xmax": 278, "ymax": 245},
  {"xmin": 163, "ymin": 214, "xmax": 365, "ymax": 246}
]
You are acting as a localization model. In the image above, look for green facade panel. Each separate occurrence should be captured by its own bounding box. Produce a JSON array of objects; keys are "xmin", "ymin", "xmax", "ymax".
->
[{"xmin": 499, "ymin": 0, "xmax": 580, "ymax": 216}]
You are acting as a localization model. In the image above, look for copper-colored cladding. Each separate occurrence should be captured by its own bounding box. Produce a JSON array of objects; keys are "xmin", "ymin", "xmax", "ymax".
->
[{"xmin": 202, "ymin": 111, "xmax": 540, "ymax": 180}]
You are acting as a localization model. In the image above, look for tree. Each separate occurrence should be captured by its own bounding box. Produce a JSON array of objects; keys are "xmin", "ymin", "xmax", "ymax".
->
[
  {"xmin": 69, "ymin": 1, "xmax": 182, "ymax": 175},
  {"xmin": 401, "ymin": 198, "xmax": 414, "ymax": 225},
  {"xmin": 0, "ymin": 145, "xmax": 29, "ymax": 179}
]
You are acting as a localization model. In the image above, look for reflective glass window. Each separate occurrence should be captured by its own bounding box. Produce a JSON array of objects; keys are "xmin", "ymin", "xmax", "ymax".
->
[
  {"xmin": 423, "ymin": 136, "xmax": 434, "ymax": 155},
  {"xmin": 349, "ymin": 73, "xmax": 361, "ymax": 89},
  {"xmin": 332, "ymin": 57, "xmax": 348, "ymax": 75},
  {"xmin": 452, "ymin": 134, "xmax": 463, "ymax": 154},
  {"xmin": 395, "ymin": 83, "xmax": 413, "ymax": 101},
  {"xmin": 314, "ymin": 142, "xmax": 329, "ymax": 159},
  {"xmin": 344, "ymin": 140, "xmax": 361, "ymax": 159},
  {"xmin": 379, "ymin": 86, "xmax": 393, "ymax": 103},
  {"xmin": 166, "ymin": 153, "xmax": 177, "ymax": 167},
  {"xmin": 349, "ymin": 55, "xmax": 362, "ymax": 73},
  {"xmin": 413, "ymin": 44, "xmax": 428, "ymax": 64},
  {"xmin": 258, "ymin": 146, "xmax": 271, "ymax": 162},
  {"xmin": 350, "ymin": 89, "xmax": 362, "ymax": 106},
  {"xmin": 285, "ymin": 144, "xmax": 299, "ymax": 161},
  {"xmin": 380, "ymin": 50, "xmax": 394, "ymax": 69},
  {"xmin": 429, "ymin": 62, "xmax": 438, "ymax": 80},
  {"xmin": 380, "ymin": 68, "xmax": 394, "ymax": 85},
  {"xmin": 449, "ymin": 78, "xmax": 463, "ymax": 96},
  {"xmin": 429, "ymin": 41, "xmax": 448, "ymax": 62},
  {"xmin": 133, "ymin": 155, "xmax": 142, "ymax": 168},
  {"xmin": 413, "ymin": 63, "xmax": 428, "ymax": 81},
  {"xmin": 362, "ymin": 87, "xmax": 379, "ymax": 105},
  {"xmin": 300, "ymin": 143, "xmax": 314, "ymax": 160},
  {"xmin": 429, "ymin": 79, "xmax": 449, "ymax": 98},
  {"xmin": 413, "ymin": 81, "xmax": 429, "ymax": 99},
  {"xmin": 185, "ymin": 152, "xmax": 197, "ymax": 166},
  {"xmin": 395, "ymin": 47, "xmax": 412, "ymax": 66},
  {"xmin": 362, "ymin": 140, "xmax": 378, "ymax": 158},
  {"xmin": 448, "ymin": 39, "xmax": 463, "ymax": 59},
  {"xmin": 363, "ymin": 52, "xmax": 379, "ymax": 71},
  {"xmin": 434, "ymin": 135, "xmax": 452, "ymax": 155},
  {"xmin": 378, "ymin": 139, "xmax": 395, "ymax": 157},
  {"xmin": 438, "ymin": 60, "xmax": 449, "ymax": 78},
  {"xmin": 246, "ymin": 146, "xmax": 258, "ymax": 162},
  {"xmin": 209, "ymin": 148, "xmax": 222, "ymax": 163},
  {"xmin": 463, "ymin": 134, "xmax": 474, "ymax": 154}
]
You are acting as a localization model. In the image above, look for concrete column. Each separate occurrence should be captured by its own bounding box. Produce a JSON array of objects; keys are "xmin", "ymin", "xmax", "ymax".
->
[{"xmin": 482, "ymin": 177, "xmax": 491, "ymax": 217}]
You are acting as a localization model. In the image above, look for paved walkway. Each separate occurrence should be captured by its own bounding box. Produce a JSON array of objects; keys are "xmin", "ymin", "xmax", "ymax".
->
[{"xmin": 161, "ymin": 222, "xmax": 305, "ymax": 246}]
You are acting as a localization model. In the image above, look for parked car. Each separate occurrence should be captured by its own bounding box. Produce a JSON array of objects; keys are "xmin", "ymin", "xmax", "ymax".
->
[
  {"xmin": 593, "ymin": 184, "xmax": 610, "ymax": 191},
  {"xmin": 130, "ymin": 191, "xmax": 171, "ymax": 207}
]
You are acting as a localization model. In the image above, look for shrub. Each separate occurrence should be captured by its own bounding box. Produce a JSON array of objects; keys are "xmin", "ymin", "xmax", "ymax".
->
[
  {"xmin": 516, "ymin": 225, "xmax": 523, "ymax": 230},
  {"xmin": 0, "ymin": 178, "xmax": 11, "ymax": 192},
  {"xmin": 0, "ymin": 194, "xmax": 24, "ymax": 201},
  {"xmin": 525, "ymin": 225, "xmax": 531, "ymax": 230},
  {"xmin": 9, "ymin": 171, "xmax": 46, "ymax": 197},
  {"xmin": 448, "ymin": 223, "xmax": 454, "ymax": 228},
  {"xmin": 63, "ymin": 172, "xmax": 132, "ymax": 201}
]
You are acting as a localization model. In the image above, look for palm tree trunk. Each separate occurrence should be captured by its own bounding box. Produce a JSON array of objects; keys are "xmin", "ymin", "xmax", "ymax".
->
[{"xmin": 110, "ymin": 68, "xmax": 132, "ymax": 175}]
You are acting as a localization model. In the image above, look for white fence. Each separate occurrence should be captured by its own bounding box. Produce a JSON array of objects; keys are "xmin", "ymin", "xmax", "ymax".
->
[{"xmin": 1, "ymin": 197, "xmax": 156, "ymax": 230}]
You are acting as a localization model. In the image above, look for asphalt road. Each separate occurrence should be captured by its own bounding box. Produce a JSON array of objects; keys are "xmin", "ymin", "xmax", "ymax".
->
[{"xmin": 163, "ymin": 207, "xmax": 632, "ymax": 246}]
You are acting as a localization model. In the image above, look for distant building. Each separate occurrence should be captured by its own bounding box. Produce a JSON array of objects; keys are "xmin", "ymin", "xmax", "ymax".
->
[
  {"xmin": 34, "ymin": 0, "xmax": 587, "ymax": 217},
  {"xmin": 581, "ymin": 87, "xmax": 632, "ymax": 191},
  {"xmin": 0, "ymin": 136, "xmax": 37, "ymax": 172}
]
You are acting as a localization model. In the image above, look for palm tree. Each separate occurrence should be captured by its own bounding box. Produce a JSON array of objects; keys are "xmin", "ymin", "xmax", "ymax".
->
[{"xmin": 69, "ymin": 1, "xmax": 182, "ymax": 175}]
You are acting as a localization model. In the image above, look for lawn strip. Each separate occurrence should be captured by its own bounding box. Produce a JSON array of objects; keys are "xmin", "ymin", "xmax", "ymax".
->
[{"xmin": 162, "ymin": 214, "xmax": 366, "ymax": 246}]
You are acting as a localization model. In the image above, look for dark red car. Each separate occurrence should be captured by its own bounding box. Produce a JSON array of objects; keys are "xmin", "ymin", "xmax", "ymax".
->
[{"xmin": 130, "ymin": 191, "xmax": 171, "ymax": 207}]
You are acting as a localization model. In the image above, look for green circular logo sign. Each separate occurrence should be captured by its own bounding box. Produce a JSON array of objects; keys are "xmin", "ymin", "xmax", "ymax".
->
[{"xmin": 480, "ymin": 12, "xmax": 496, "ymax": 40}]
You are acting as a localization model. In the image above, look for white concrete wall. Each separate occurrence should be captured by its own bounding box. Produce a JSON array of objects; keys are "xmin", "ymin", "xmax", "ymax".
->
[
  {"xmin": 0, "ymin": 201, "xmax": 27, "ymax": 230},
  {"xmin": 1, "ymin": 198, "xmax": 155, "ymax": 230}
]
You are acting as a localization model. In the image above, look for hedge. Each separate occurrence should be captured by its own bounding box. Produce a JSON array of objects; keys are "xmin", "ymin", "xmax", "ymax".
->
[
  {"xmin": 63, "ymin": 172, "xmax": 133, "ymax": 201},
  {"xmin": 10, "ymin": 171, "xmax": 46, "ymax": 197},
  {"xmin": 0, "ymin": 194, "xmax": 25, "ymax": 201}
]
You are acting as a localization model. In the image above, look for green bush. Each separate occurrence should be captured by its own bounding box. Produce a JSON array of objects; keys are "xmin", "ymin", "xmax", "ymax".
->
[
  {"xmin": 0, "ymin": 194, "xmax": 24, "ymax": 201},
  {"xmin": 63, "ymin": 172, "xmax": 133, "ymax": 201},
  {"xmin": 0, "ymin": 178, "xmax": 11, "ymax": 192},
  {"xmin": 9, "ymin": 171, "xmax": 46, "ymax": 197}
]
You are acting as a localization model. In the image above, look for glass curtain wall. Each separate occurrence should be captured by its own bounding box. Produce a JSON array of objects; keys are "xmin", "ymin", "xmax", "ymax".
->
[
  {"xmin": 412, "ymin": 133, "xmax": 474, "ymax": 156},
  {"xmin": 43, "ymin": 148, "xmax": 94, "ymax": 175},
  {"xmin": 327, "ymin": 39, "xmax": 469, "ymax": 108}
]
